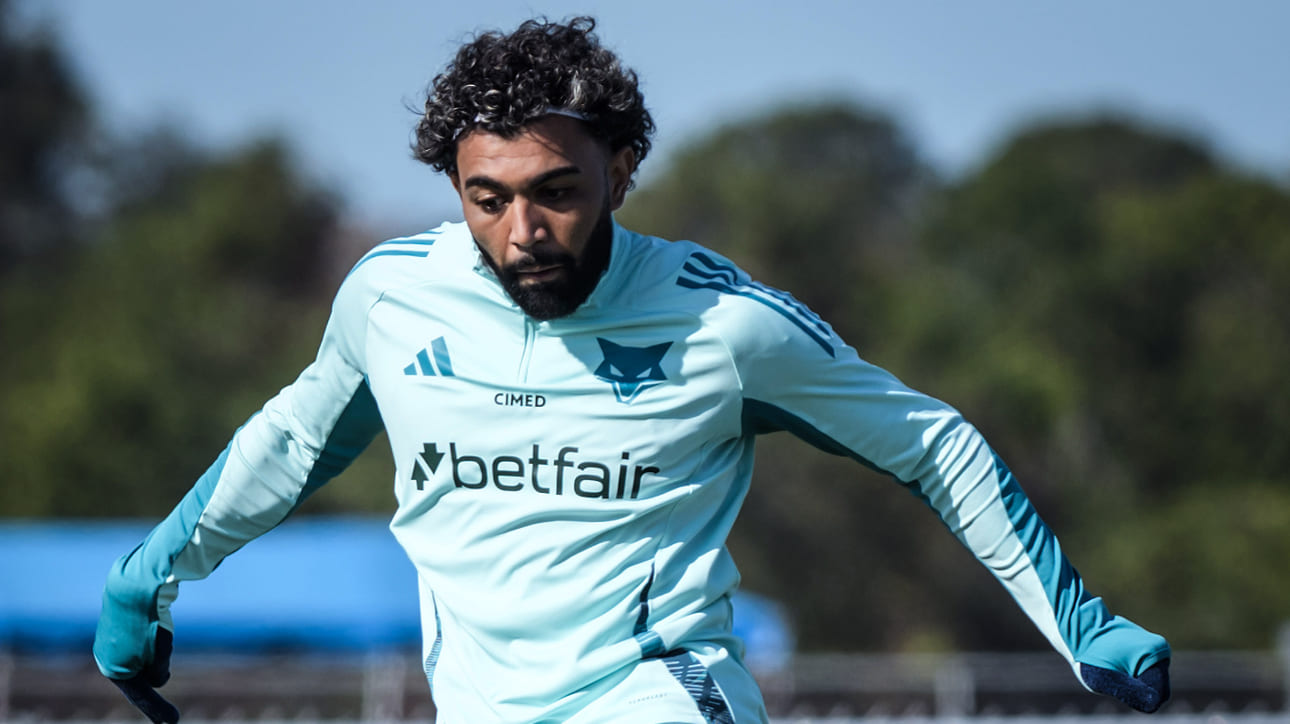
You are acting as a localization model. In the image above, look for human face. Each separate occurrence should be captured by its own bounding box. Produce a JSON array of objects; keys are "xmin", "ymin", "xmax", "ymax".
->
[{"xmin": 451, "ymin": 116, "xmax": 634, "ymax": 320}]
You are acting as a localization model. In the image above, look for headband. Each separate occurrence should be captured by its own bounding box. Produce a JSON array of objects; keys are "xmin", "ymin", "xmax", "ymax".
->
[{"xmin": 460, "ymin": 107, "xmax": 591, "ymax": 138}]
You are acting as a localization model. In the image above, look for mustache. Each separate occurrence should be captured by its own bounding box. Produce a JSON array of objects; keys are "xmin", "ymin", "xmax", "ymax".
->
[{"xmin": 504, "ymin": 249, "xmax": 577, "ymax": 274}]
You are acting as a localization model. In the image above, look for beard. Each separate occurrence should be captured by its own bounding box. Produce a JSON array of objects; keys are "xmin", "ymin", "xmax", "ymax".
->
[{"xmin": 479, "ymin": 205, "xmax": 614, "ymax": 321}]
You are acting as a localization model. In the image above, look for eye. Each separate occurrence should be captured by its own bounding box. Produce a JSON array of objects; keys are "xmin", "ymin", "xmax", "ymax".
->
[
  {"xmin": 475, "ymin": 196, "xmax": 505, "ymax": 214},
  {"xmin": 537, "ymin": 185, "xmax": 573, "ymax": 204}
]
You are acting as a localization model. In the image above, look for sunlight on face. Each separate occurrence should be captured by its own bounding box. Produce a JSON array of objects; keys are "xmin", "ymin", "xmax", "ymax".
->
[{"xmin": 451, "ymin": 116, "xmax": 634, "ymax": 319}]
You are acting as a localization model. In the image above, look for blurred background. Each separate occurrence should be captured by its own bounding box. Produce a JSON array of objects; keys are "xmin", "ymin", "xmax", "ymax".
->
[{"xmin": 2, "ymin": 0, "xmax": 1288, "ymax": 720}]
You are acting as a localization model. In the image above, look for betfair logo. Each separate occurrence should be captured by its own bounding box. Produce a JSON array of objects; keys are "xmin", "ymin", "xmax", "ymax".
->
[
  {"xmin": 411, "ymin": 443, "xmax": 446, "ymax": 489},
  {"xmin": 594, "ymin": 338, "xmax": 672, "ymax": 403},
  {"xmin": 404, "ymin": 337, "xmax": 455, "ymax": 377},
  {"xmin": 410, "ymin": 442, "xmax": 658, "ymax": 499}
]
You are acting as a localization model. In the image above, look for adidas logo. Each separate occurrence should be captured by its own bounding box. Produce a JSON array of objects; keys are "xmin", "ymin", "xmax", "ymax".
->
[{"xmin": 404, "ymin": 337, "xmax": 455, "ymax": 377}]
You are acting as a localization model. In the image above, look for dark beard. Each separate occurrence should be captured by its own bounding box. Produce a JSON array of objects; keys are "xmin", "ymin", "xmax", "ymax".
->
[{"xmin": 480, "ymin": 207, "xmax": 613, "ymax": 321}]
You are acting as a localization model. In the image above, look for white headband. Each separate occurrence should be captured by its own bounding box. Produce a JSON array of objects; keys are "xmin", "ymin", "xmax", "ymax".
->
[
  {"xmin": 468, "ymin": 106, "xmax": 590, "ymax": 127},
  {"xmin": 541, "ymin": 107, "xmax": 591, "ymax": 122}
]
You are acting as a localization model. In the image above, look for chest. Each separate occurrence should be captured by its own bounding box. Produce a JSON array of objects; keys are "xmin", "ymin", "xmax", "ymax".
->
[{"xmin": 361, "ymin": 291, "xmax": 742, "ymax": 501}]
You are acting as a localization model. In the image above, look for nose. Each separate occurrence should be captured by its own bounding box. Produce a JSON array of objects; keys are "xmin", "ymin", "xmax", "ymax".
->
[{"xmin": 508, "ymin": 197, "xmax": 549, "ymax": 248}]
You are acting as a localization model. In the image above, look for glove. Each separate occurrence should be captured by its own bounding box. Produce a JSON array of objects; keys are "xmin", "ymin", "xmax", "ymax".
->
[
  {"xmin": 1080, "ymin": 659, "xmax": 1170, "ymax": 713},
  {"xmin": 106, "ymin": 627, "xmax": 180, "ymax": 724}
]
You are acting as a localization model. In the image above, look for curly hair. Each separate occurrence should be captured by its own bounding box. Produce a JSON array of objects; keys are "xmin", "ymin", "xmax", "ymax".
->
[{"xmin": 413, "ymin": 17, "xmax": 654, "ymax": 180}]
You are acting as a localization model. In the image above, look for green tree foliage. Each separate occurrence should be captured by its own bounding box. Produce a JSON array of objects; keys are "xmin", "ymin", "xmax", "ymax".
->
[
  {"xmin": 909, "ymin": 118, "xmax": 1290, "ymax": 650},
  {"xmin": 0, "ymin": 0, "xmax": 91, "ymax": 269},
  {"xmin": 903, "ymin": 120, "xmax": 1220, "ymax": 503},
  {"xmin": 0, "ymin": 10, "xmax": 393, "ymax": 517},
  {"xmin": 0, "ymin": 136, "xmax": 380, "ymax": 517}
]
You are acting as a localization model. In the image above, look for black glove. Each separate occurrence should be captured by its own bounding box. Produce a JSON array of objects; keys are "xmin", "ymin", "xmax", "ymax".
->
[
  {"xmin": 108, "ymin": 627, "xmax": 180, "ymax": 724},
  {"xmin": 1080, "ymin": 659, "xmax": 1170, "ymax": 713}
]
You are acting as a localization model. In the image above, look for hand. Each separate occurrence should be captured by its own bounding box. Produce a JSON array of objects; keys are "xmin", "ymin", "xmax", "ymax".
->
[
  {"xmin": 1080, "ymin": 659, "xmax": 1170, "ymax": 713},
  {"xmin": 107, "ymin": 627, "xmax": 180, "ymax": 724}
]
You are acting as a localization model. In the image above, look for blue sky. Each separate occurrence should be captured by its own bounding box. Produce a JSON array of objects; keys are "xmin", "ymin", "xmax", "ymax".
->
[{"xmin": 18, "ymin": 0, "xmax": 1290, "ymax": 230}]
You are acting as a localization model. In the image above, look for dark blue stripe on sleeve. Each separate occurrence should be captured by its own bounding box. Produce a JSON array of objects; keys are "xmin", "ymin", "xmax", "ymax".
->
[
  {"xmin": 677, "ymin": 277, "xmax": 835, "ymax": 356},
  {"xmin": 293, "ymin": 380, "xmax": 385, "ymax": 510}
]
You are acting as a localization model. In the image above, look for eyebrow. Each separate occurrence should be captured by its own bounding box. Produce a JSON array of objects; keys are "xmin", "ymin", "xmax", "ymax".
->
[{"xmin": 462, "ymin": 165, "xmax": 583, "ymax": 193}]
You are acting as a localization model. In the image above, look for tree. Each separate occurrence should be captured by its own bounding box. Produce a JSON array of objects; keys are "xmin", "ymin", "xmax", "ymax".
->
[
  {"xmin": 913, "ymin": 116, "xmax": 1290, "ymax": 649},
  {"xmin": 0, "ymin": 0, "xmax": 91, "ymax": 271},
  {"xmin": 0, "ymin": 5, "xmax": 396, "ymax": 519},
  {"xmin": 0, "ymin": 136, "xmax": 385, "ymax": 517}
]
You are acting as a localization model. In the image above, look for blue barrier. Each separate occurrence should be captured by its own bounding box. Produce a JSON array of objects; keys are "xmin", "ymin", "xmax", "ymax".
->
[{"xmin": 0, "ymin": 517, "xmax": 793, "ymax": 667}]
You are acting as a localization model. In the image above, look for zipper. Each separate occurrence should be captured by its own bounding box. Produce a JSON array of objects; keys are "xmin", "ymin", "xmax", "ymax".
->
[{"xmin": 518, "ymin": 318, "xmax": 536, "ymax": 382}]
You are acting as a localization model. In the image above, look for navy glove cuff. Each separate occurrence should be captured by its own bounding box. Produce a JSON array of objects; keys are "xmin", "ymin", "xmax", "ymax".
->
[
  {"xmin": 1080, "ymin": 659, "xmax": 1171, "ymax": 713},
  {"xmin": 106, "ymin": 627, "xmax": 179, "ymax": 723},
  {"xmin": 110, "ymin": 677, "xmax": 180, "ymax": 724}
]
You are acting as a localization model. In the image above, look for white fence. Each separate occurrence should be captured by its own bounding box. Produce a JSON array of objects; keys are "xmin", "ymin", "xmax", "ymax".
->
[
  {"xmin": 2, "ymin": 649, "xmax": 1285, "ymax": 721},
  {"xmin": 759, "ymin": 650, "xmax": 1286, "ymax": 718}
]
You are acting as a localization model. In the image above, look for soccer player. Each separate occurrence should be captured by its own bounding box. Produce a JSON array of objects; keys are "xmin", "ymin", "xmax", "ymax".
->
[{"xmin": 94, "ymin": 17, "xmax": 1170, "ymax": 724}]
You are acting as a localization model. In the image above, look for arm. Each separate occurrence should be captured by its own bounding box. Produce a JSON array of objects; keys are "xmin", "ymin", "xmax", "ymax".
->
[
  {"xmin": 93, "ymin": 272, "xmax": 385, "ymax": 719},
  {"xmin": 720, "ymin": 274, "xmax": 1169, "ymax": 710}
]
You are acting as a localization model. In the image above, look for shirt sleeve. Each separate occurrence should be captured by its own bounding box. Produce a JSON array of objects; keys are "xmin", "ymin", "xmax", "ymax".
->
[
  {"xmin": 93, "ymin": 270, "xmax": 386, "ymax": 679},
  {"xmin": 722, "ymin": 272, "xmax": 1169, "ymax": 682}
]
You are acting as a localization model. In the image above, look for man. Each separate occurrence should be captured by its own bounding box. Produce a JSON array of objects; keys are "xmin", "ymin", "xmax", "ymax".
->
[{"xmin": 95, "ymin": 17, "xmax": 1170, "ymax": 724}]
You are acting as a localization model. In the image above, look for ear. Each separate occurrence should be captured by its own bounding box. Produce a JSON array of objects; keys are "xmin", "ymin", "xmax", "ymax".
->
[{"xmin": 607, "ymin": 147, "xmax": 635, "ymax": 211}]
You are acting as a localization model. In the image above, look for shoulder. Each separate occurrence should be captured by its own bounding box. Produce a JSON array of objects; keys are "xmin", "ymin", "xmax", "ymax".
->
[
  {"xmin": 345, "ymin": 221, "xmax": 473, "ymax": 289},
  {"xmin": 336, "ymin": 221, "xmax": 474, "ymax": 309},
  {"xmin": 609, "ymin": 226, "xmax": 749, "ymax": 309},
  {"xmin": 313, "ymin": 222, "xmax": 476, "ymax": 365},
  {"xmin": 618, "ymin": 228, "xmax": 839, "ymax": 358}
]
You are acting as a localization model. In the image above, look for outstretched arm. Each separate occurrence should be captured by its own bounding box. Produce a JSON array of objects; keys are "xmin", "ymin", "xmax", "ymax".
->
[
  {"xmin": 907, "ymin": 433, "xmax": 1170, "ymax": 712},
  {"xmin": 723, "ymin": 272, "xmax": 1169, "ymax": 712},
  {"xmin": 93, "ymin": 270, "xmax": 386, "ymax": 721}
]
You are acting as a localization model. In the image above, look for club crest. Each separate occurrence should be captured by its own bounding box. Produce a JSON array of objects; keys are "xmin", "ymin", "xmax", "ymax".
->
[{"xmin": 594, "ymin": 338, "xmax": 673, "ymax": 403}]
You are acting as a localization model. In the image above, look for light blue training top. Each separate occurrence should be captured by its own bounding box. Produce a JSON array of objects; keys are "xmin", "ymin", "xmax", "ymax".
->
[{"xmin": 94, "ymin": 221, "xmax": 1169, "ymax": 723}]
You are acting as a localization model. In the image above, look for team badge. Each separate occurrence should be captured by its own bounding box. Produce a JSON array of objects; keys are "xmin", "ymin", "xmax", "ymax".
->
[{"xmin": 594, "ymin": 338, "xmax": 673, "ymax": 403}]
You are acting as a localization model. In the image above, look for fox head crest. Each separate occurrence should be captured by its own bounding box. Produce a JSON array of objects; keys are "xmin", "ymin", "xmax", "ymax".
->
[{"xmin": 594, "ymin": 338, "xmax": 673, "ymax": 403}]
